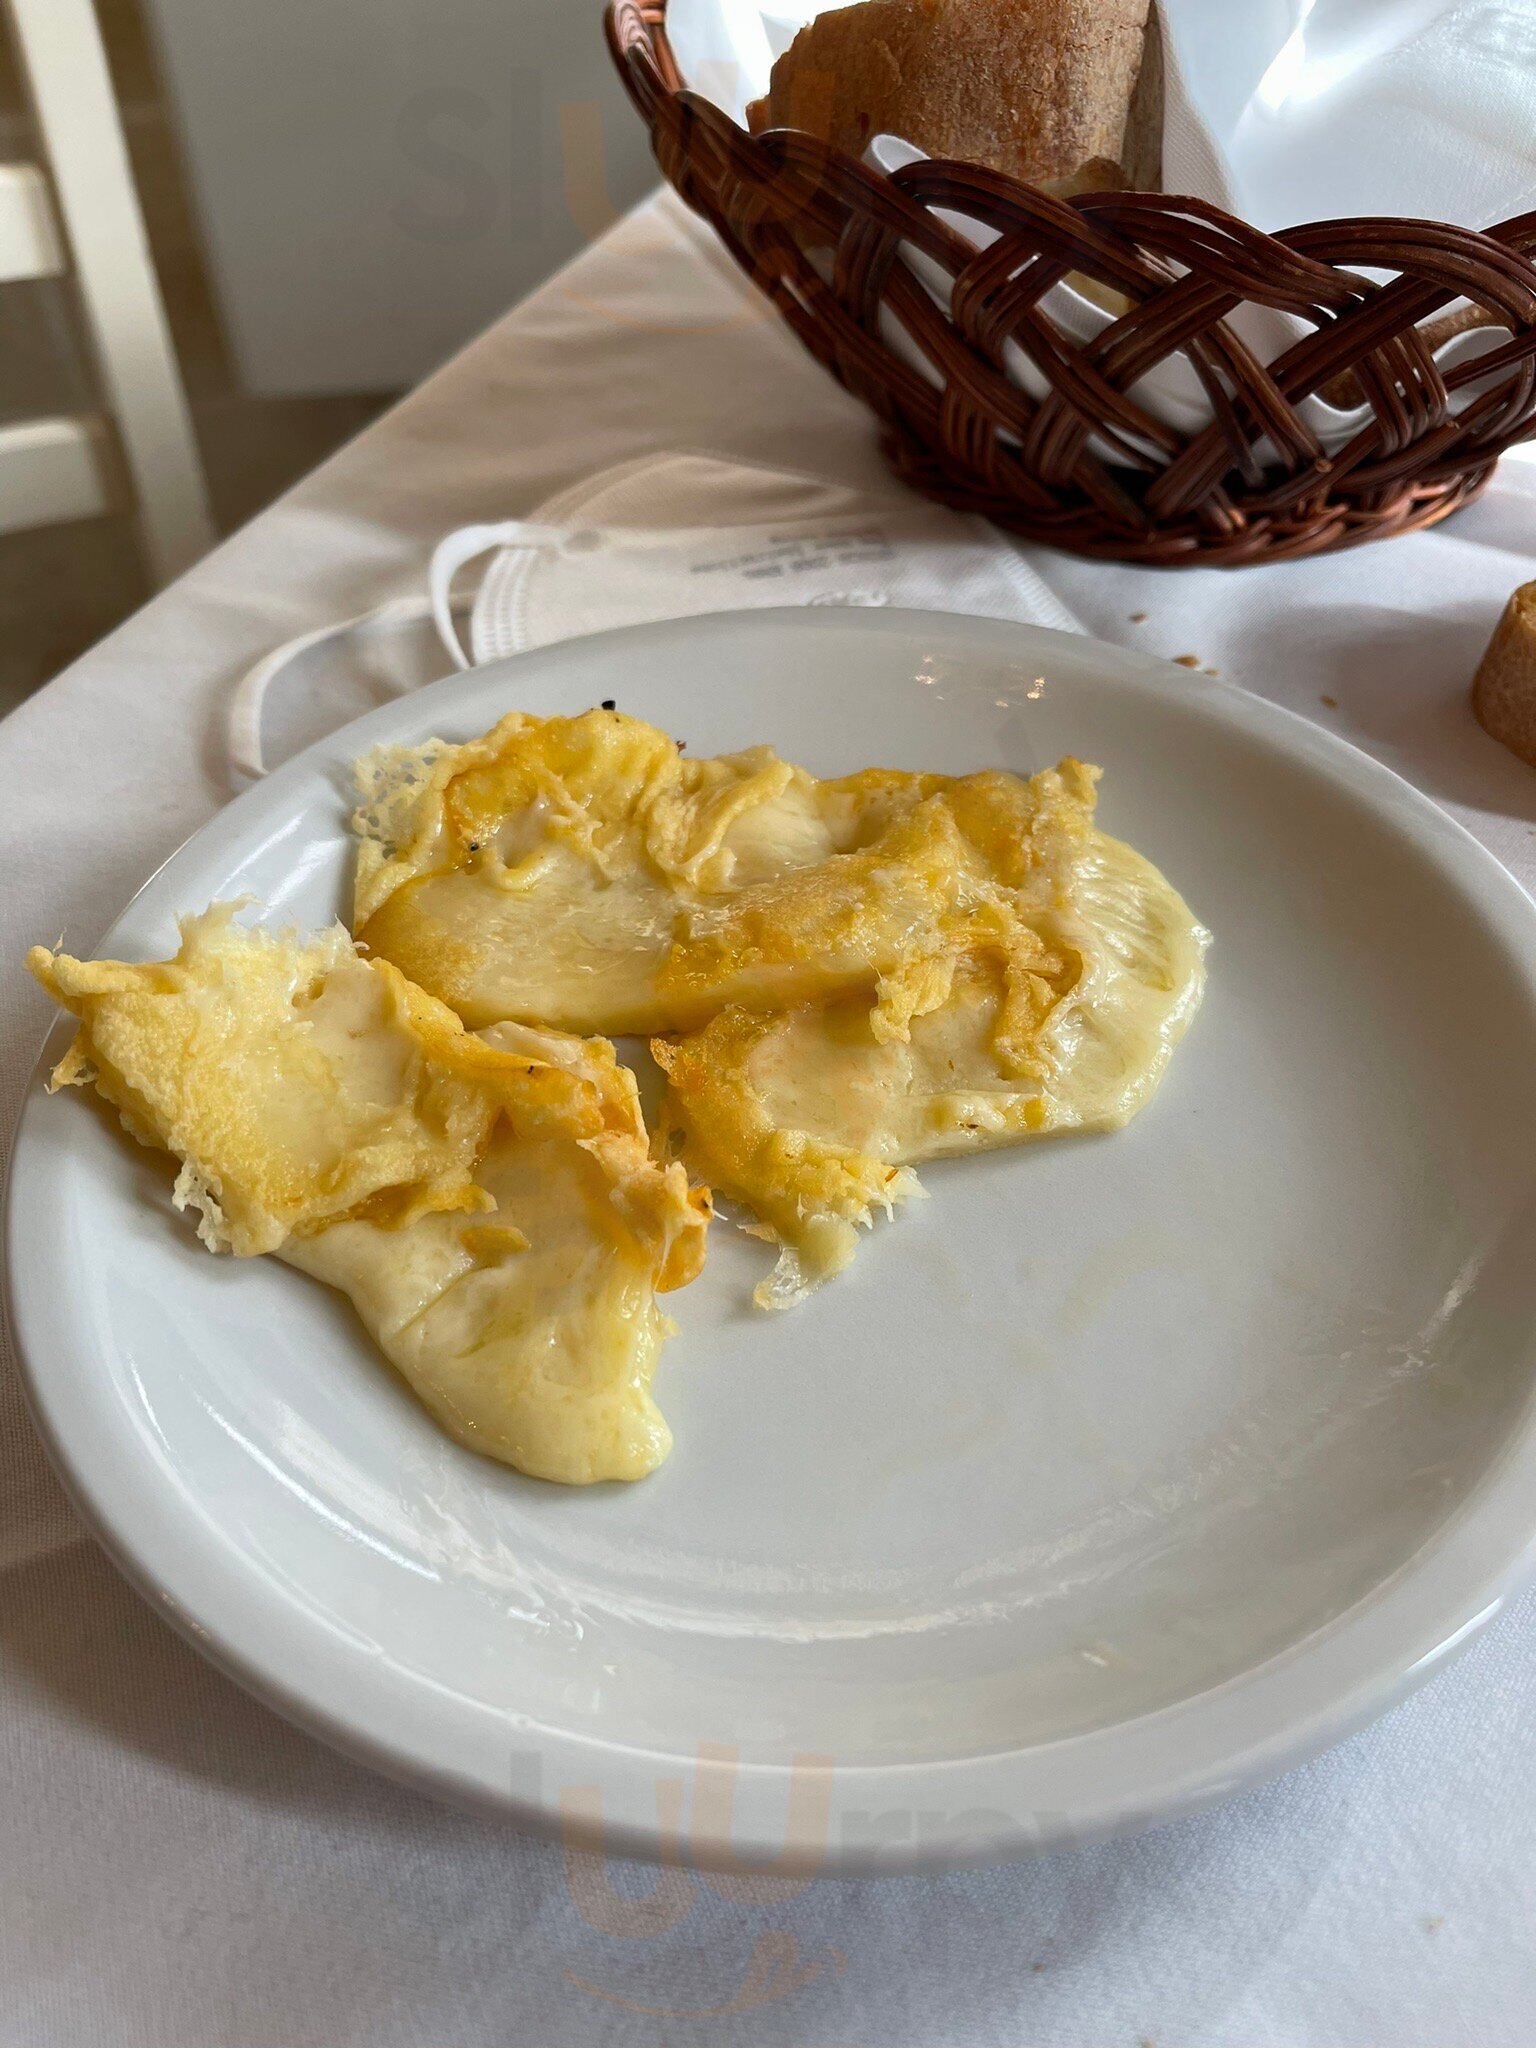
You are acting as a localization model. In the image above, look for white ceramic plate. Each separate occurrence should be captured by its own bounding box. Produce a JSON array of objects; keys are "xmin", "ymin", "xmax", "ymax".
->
[{"xmin": 10, "ymin": 609, "xmax": 1536, "ymax": 1874}]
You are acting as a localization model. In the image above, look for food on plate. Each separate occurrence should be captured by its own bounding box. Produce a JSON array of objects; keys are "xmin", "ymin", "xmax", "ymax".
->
[
  {"xmin": 353, "ymin": 706, "xmax": 1039, "ymax": 1036},
  {"xmin": 354, "ymin": 711, "xmax": 1207, "ymax": 1309},
  {"xmin": 28, "ymin": 906, "xmax": 708, "ymax": 1484},
  {"xmin": 1471, "ymin": 577, "xmax": 1536, "ymax": 770},
  {"xmin": 745, "ymin": 0, "xmax": 1163, "ymax": 198},
  {"xmin": 653, "ymin": 761, "xmax": 1208, "ymax": 1306},
  {"xmin": 30, "ymin": 696, "xmax": 1210, "ymax": 1477}
]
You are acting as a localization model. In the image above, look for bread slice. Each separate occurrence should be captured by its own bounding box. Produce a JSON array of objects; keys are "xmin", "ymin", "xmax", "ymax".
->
[
  {"xmin": 1472, "ymin": 580, "xmax": 1536, "ymax": 769},
  {"xmin": 746, "ymin": 0, "xmax": 1162, "ymax": 196}
]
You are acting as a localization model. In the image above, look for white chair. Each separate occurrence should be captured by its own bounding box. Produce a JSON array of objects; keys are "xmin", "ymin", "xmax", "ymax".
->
[{"xmin": 1, "ymin": 0, "xmax": 213, "ymax": 584}]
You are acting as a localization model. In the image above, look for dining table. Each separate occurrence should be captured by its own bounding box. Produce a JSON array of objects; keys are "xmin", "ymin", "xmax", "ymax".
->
[{"xmin": 3, "ymin": 185, "xmax": 1535, "ymax": 2048}]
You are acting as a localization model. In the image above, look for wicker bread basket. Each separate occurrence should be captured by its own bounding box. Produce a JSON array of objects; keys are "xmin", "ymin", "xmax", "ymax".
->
[{"xmin": 607, "ymin": 0, "xmax": 1536, "ymax": 566}]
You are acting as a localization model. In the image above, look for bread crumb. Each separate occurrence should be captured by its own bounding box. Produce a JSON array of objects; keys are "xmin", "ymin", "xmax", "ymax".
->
[
  {"xmin": 1425, "ymin": 1915, "xmax": 1446, "ymax": 1934},
  {"xmin": 1032, "ymin": 1962, "xmax": 1046, "ymax": 1974},
  {"xmin": 1203, "ymin": 665, "xmax": 1220, "ymax": 677},
  {"xmin": 1173, "ymin": 654, "xmax": 1202, "ymax": 669},
  {"xmin": 1320, "ymin": 694, "xmax": 1338, "ymax": 708},
  {"xmin": 1129, "ymin": 611, "xmax": 1148, "ymax": 623}
]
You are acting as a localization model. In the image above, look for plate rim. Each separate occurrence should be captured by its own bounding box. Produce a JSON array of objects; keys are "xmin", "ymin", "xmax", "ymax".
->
[{"xmin": 9, "ymin": 604, "xmax": 1536, "ymax": 1874}]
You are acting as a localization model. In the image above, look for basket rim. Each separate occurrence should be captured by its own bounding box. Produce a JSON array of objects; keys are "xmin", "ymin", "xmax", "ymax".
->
[{"xmin": 605, "ymin": 0, "xmax": 1536, "ymax": 566}]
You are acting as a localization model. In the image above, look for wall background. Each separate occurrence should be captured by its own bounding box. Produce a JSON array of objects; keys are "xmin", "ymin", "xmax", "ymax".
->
[{"xmin": 140, "ymin": 0, "xmax": 660, "ymax": 396}]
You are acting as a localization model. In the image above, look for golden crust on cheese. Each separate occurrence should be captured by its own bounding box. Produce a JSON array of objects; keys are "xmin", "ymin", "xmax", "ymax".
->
[
  {"xmin": 27, "ymin": 908, "xmax": 709, "ymax": 1482},
  {"xmin": 655, "ymin": 797, "xmax": 1208, "ymax": 1308},
  {"xmin": 654, "ymin": 1004, "xmax": 925, "ymax": 1311},
  {"xmin": 28, "ymin": 904, "xmax": 705, "ymax": 1270},
  {"xmin": 351, "ymin": 709, "xmax": 968, "ymax": 1033},
  {"xmin": 348, "ymin": 709, "xmax": 1113, "ymax": 1042}
]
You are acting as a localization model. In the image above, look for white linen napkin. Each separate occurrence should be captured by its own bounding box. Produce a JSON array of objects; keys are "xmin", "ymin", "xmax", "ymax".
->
[
  {"xmin": 228, "ymin": 451, "xmax": 1077, "ymax": 781},
  {"xmin": 669, "ymin": 0, "xmax": 1536, "ymax": 452}
]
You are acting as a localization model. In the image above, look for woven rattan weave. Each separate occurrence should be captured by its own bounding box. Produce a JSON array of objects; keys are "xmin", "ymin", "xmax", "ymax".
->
[{"xmin": 608, "ymin": 0, "xmax": 1536, "ymax": 564}]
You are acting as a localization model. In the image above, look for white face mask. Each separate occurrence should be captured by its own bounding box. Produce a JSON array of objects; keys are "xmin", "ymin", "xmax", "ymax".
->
[
  {"xmin": 431, "ymin": 450, "xmax": 1074, "ymax": 665},
  {"xmin": 228, "ymin": 451, "xmax": 1075, "ymax": 782}
]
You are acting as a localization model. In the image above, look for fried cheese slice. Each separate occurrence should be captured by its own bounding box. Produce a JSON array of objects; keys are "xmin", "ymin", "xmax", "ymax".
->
[
  {"xmin": 654, "ymin": 780, "xmax": 1209, "ymax": 1308},
  {"xmin": 28, "ymin": 907, "xmax": 708, "ymax": 1483},
  {"xmin": 349, "ymin": 707, "xmax": 991, "ymax": 1036}
]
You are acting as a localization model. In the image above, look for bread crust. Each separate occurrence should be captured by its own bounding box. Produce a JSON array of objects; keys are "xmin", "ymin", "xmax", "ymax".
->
[{"xmin": 747, "ymin": 0, "xmax": 1161, "ymax": 196}]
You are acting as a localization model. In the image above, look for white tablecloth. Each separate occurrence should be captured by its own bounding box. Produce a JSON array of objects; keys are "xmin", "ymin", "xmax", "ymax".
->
[{"xmin": 4, "ymin": 191, "xmax": 1535, "ymax": 2048}]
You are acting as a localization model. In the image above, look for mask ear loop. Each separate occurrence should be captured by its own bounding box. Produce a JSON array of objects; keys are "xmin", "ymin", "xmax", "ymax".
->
[
  {"xmin": 226, "ymin": 521, "xmax": 564, "ymax": 785},
  {"xmin": 429, "ymin": 520, "xmax": 566, "ymax": 671},
  {"xmin": 226, "ymin": 596, "xmax": 435, "ymax": 787}
]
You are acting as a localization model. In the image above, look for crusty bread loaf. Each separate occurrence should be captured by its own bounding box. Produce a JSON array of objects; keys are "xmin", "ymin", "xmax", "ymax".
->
[
  {"xmin": 1472, "ymin": 579, "xmax": 1536, "ymax": 769},
  {"xmin": 1320, "ymin": 303, "xmax": 1500, "ymax": 412},
  {"xmin": 746, "ymin": 0, "xmax": 1162, "ymax": 197},
  {"xmin": 1420, "ymin": 302, "xmax": 1499, "ymax": 356}
]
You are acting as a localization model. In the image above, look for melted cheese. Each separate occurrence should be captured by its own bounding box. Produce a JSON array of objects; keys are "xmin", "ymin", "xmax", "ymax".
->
[
  {"xmin": 654, "ymin": 822, "xmax": 1209, "ymax": 1309},
  {"xmin": 28, "ymin": 711, "xmax": 1212, "ymax": 1470},
  {"xmin": 283, "ymin": 1130, "xmax": 677, "ymax": 1483},
  {"xmin": 351, "ymin": 708, "xmax": 991, "ymax": 1035},
  {"xmin": 28, "ymin": 908, "xmax": 708, "ymax": 1482}
]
